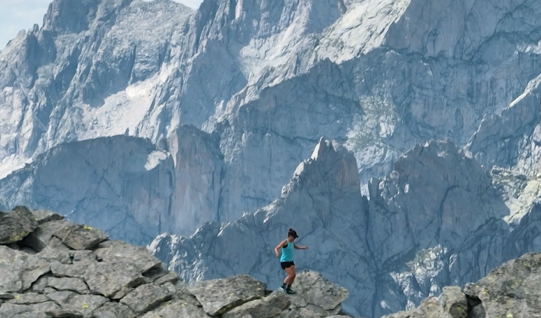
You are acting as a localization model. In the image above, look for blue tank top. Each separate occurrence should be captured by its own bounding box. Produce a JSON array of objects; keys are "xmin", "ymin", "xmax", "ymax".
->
[{"xmin": 280, "ymin": 239, "xmax": 294, "ymax": 262}]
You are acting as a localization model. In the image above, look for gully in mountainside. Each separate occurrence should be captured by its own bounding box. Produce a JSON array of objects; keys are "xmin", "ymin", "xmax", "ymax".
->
[{"xmin": 274, "ymin": 228, "xmax": 309, "ymax": 294}]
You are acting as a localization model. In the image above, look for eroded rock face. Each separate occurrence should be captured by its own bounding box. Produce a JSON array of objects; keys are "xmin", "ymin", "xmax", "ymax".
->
[
  {"xmin": 0, "ymin": 136, "xmax": 175, "ymax": 245},
  {"xmin": 167, "ymin": 125, "xmax": 224, "ymax": 235},
  {"xmin": 383, "ymin": 252, "xmax": 541, "ymax": 318},
  {"xmin": 0, "ymin": 205, "xmax": 350, "ymax": 318}
]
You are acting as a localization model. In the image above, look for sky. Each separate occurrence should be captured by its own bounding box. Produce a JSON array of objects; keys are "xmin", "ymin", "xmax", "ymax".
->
[{"xmin": 0, "ymin": 0, "xmax": 203, "ymax": 50}]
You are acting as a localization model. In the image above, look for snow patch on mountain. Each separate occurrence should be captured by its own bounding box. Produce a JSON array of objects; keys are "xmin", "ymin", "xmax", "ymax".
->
[{"xmin": 145, "ymin": 150, "xmax": 168, "ymax": 170}]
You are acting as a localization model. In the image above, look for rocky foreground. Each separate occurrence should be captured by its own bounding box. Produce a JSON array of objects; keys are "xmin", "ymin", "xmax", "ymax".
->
[
  {"xmin": 0, "ymin": 206, "xmax": 351, "ymax": 318},
  {"xmin": 2, "ymin": 205, "xmax": 541, "ymax": 318}
]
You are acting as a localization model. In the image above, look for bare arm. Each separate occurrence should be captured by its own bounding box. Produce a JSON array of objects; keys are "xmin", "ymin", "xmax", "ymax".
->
[
  {"xmin": 274, "ymin": 240, "xmax": 287, "ymax": 257},
  {"xmin": 294, "ymin": 244, "xmax": 308, "ymax": 250}
]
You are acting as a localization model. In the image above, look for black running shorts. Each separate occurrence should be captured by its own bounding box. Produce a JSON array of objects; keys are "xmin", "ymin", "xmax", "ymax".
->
[{"xmin": 281, "ymin": 261, "xmax": 295, "ymax": 269}]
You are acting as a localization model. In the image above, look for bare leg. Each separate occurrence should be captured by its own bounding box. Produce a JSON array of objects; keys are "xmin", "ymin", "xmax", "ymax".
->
[{"xmin": 284, "ymin": 266, "xmax": 296, "ymax": 286}]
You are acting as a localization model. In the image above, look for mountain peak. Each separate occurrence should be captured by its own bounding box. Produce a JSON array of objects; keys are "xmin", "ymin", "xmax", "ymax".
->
[
  {"xmin": 285, "ymin": 136, "xmax": 360, "ymax": 195},
  {"xmin": 42, "ymin": 0, "xmax": 132, "ymax": 34}
]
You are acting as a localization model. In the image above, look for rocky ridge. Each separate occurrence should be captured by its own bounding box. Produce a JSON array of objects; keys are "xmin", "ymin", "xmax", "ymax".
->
[
  {"xmin": 0, "ymin": 205, "xmax": 351, "ymax": 318},
  {"xmin": 151, "ymin": 137, "xmax": 541, "ymax": 318}
]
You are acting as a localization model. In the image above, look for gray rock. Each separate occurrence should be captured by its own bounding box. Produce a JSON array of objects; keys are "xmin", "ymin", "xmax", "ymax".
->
[
  {"xmin": 0, "ymin": 205, "xmax": 353, "ymax": 318},
  {"xmin": 47, "ymin": 277, "xmax": 89, "ymax": 294},
  {"xmin": 119, "ymin": 283, "xmax": 173, "ymax": 314},
  {"xmin": 171, "ymin": 280, "xmax": 201, "ymax": 307},
  {"xmin": 6, "ymin": 292, "xmax": 49, "ymax": 304},
  {"xmin": 442, "ymin": 287, "xmax": 467, "ymax": 318},
  {"xmin": 94, "ymin": 240, "xmax": 161, "ymax": 273},
  {"xmin": 46, "ymin": 291, "xmax": 108, "ymax": 317},
  {"xmin": 153, "ymin": 271, "xmax": 179, "ymax": 286},
  {"xmin": 381, "ymin": 298, "xmax": 450, "ymax": 318},
  {"xmin": 0, "ymin": 206, "xmax": 38, "ymax": 244},
  {"xmin": 36, "ymin": 247, "xmax": 72, "ymax": 264},
  {"xmin": 283, "ymin": 271, "xmax": 349, "ymax": 315},
  {"xmin": 139, "ymin": 300, "xmax": 208, "ymax": 318},
  {"xmin": 45, "ymin": 309, "xmax": 84, "ymax": 318},
  {"xmin": 187, "ymin": 274, "xmax": 267, "ymax": 316},
  {"xmin": 30, "ymin": 276, "xmax": 49, "ymax": 293},
  {"xmin": 49, "ymin": 260, "xmax": 146, "ymax": 298},
  {"xmin": 0, "ymin": 245, "xmax": 51, "ymax": 293},
  {"xmin": 26, "ymin": 220, "xmax": 75, "ymax": 252},
  {"xmin": 53, "ymin": 224, "xmax": 108, "ymax": 250},
  {"xmin": 0, "ymin": 293, "xmax": 15, "ymax": 300},
  {"xmin": 111, "ymin": 286, "xmax": 134, "ymax": 300},
  {"xmin": 71, "ymin": 250, "xmax": 97, "ymax": 264},
  {"xmin": 222, "ymin": 293, "xmax": 290, "ymax": 318},
  {"xmin": 0, "ymin": 301, "xmax": 61, "ymax": 317},
  {"xmin": 89, "ymin": 263, "xmax": 145, "ymax": 298},
  {"xmin": 31, "ymin": 209, "xmax": 65, "ymax": 225},
  {"xmin": 92, "ymin": 302, "xmax": 136, "ymax": 318},
  {"xmin": 464, "ymin": 252, "xmax": 541, "ymax": 318}
]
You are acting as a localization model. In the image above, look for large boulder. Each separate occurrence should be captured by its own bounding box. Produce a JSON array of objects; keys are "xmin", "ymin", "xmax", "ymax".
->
[
  {"xmin": 0, "ymin": 206, "xmax": 38, "ymax": 244},
  {"xmin": 464, "ymin": 252, "xmax": 541, "ymax": 318},
  {"xmin": 187, "ymin": 275, "xmax": 267, "ymax": 316}
]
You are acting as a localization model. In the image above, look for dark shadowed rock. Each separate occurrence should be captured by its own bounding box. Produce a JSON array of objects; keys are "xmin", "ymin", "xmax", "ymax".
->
[
  {"xmin": 25, "ymin": 220, "xmax": 74, "ymax": 252},
  {"xmin": 442, "ymin": 287, "xmax": 467, "ymax": 318},
  {"xmin": 31, "ymin": 210, "xmax": 65, "ymax": 225},
  {"xmin": 0, "ymin": 206, "xmax": 38, "ymax": 244},
  {"xmin": 45, "ymin": 309, "xmax": 84, "ymax": 318}
]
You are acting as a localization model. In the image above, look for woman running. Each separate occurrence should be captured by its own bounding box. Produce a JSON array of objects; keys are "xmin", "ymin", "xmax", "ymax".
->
[{"xmin": 274, "ymin": 228, "xmax": 308, "ymax": 294}]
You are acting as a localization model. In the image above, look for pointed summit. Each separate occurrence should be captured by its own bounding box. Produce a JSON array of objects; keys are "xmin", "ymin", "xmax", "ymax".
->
[{"xmin": 42, "ymin": 0, "xmax": 132, "ymax": 34}]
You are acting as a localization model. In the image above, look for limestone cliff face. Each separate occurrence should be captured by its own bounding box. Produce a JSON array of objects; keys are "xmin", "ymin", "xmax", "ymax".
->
[
  {"xmin": 0, "ymin": 136, "xmax": 175, "ymax": 245},
  {"xmin": 2, "ymin": 0, "xmax": 541, "ymax": 232},
  {"xmin": 166, "ymin": 125, "xmax": 224, "ymax": 235}
]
